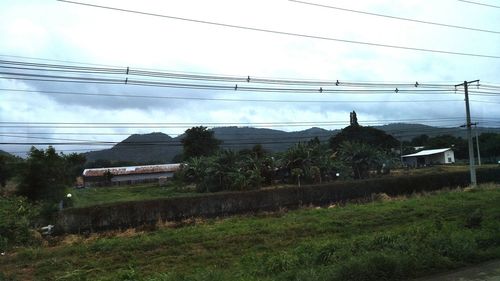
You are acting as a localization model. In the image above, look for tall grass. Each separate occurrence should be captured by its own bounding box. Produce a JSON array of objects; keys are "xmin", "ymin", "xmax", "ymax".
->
[{"xmin": 1, "ymin": 184, "xmax": 499, "ymax": 281}]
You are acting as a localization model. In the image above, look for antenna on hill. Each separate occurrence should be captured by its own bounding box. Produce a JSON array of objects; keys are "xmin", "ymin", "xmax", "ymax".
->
[{"xmin": 350, "ymin": 111, "xmax": 359, "ymax": 126}]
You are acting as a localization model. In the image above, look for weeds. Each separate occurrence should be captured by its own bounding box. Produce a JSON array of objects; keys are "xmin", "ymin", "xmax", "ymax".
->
[{"xmin": 1, "ymin": 185, "xmax": 499, "ymax": 281}]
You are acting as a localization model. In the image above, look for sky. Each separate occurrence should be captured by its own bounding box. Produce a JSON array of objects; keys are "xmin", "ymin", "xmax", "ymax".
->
[{"xmin": 0, "ymin": 0, "xmax": 499, "ymax": 156}]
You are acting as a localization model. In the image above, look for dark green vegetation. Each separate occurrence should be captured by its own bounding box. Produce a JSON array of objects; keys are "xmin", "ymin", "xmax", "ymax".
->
[
  {"xmin": 178, "ymin": 139, "xmax": 350, "ymax": 192},
  {"xmin": 0, "ymin": 196, "xmax": 40, "ymax": 252},
  {"xmin": 1, "ymin": 184, "xmax": 500, "ymax": 281},
  {"xmin": 0, "ymin": 152, "xmax": 23, "ymax": 188},
  {"xmin": 329, "ymin": 122, "xmax": 398, "ymax": 150},
  {"xmin": 17, "ymin": 147, "xmax": 85, "ymax": 204},
  {"xmin": 181, "ymin": 126, "xmax": 222, "ymax": 160}
]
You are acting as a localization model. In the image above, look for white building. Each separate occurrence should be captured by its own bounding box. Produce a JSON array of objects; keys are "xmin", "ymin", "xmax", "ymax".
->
[
  {"xmin": 82, "ymin": 163, "xmax": 181, "ymax": 187},
  {"xmin": 402, "ymin": 148, "xmax": 455, "ymax": 167}
]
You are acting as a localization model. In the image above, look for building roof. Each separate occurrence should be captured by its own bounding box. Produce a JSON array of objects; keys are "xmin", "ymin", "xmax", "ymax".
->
[
  {"xmin": 83, "ymin": 163, "xmax": 181, "ymax": 177},
  {"xmin": 402, "ymin": 148, "xmax": 452, "ymax": 158}
]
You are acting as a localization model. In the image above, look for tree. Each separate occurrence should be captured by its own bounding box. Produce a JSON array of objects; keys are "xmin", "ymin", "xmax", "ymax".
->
[
  {"xmin": 17, "ymin": 147, "xmax": 85, "ymax": 203},
  {"xmin": 410, "ymin": 134, "xmax": 429, "ymax": 146},
  {"xmin": 338, "ymin": 141, "xmax": 381, "ymax": 179},
  {"xmin": 478, "ymin": 133, "xmax": 500, "ymax": 163},
  {"xmin": 181, "ymin": 126, "xmax": 221, "ymax": 159},
  {"xmin": 426, "ymin": 135, "xmax": 467, "ymax": 159},
  {"xmin": 329, "ymin": 124, "xmax": 398, "ymax": 151},
  {"xmin": 0, "ymin": 155, "xmax": 9, "ymax": 188},
  {"xmin": 0, "ymin": 153, "xmax": 23, "ymax": 188}
]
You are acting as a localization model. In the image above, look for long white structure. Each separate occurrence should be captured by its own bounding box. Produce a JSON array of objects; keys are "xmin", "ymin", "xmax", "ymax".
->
[{"xmin": 402, "ymin": 148, "xmax": 455, "ymax": 167}]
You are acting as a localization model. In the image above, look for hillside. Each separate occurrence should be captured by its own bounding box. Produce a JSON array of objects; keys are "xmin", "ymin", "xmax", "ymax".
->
[
  {"xmin": 0, "ymin": 150, "xmax": 13, "ymax": 157},
  {"xmin": 84, "ymin": 127, "xmax": 337, "ymax": 164},
  {"xmin": 84, "ymin": 132, "xmax": 180, "ymax": 163},
  {"xmin": 83, "ymin": 124, "xmax": 500, "ymax": 164}
]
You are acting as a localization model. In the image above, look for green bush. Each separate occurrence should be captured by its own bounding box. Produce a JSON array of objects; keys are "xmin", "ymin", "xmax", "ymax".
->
[{"xmin": 0, "ymin": 196, "xmax": 40, "ymax": 251}]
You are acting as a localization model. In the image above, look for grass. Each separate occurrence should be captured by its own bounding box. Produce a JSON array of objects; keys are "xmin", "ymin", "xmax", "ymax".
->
[
  {"xmin": 71, "ymin": 182, "xmax": 197, "ymax": 208},
  {"xmin": 1, "ymin": 184, "xmax": 500, "ymax": 281}
]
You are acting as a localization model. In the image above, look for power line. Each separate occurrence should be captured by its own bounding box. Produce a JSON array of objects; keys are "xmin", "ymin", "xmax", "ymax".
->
[
  {"xmin": 290, "ymin": 0, "xmax": 500, "ymax": 35},
  {"xmin": 3, "ymin": 54, "xmax": 500, "ymax": 87},
  {"xmin": 56, "ymin": 0, "xmax": 500, "ymax": 59},
  {"xmin": 457, "ymin": 0, "xmax": 500, "ymax": 9},
  {"xmin": 0, "ymin": 59, "xmax": 458, "ymax": 89},
  {"xmin": 0, "ymin": 88, "xmax": 465, "ymax": 103},
  {"xmin": 0, "ymin": 75, "xmax": 459, "ymax": 94}
]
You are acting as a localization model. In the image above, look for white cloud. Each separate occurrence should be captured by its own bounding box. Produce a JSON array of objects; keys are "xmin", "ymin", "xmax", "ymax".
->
[{"xmin": 0, "ymin": 0, "xmax": 499, "ymax": 155}]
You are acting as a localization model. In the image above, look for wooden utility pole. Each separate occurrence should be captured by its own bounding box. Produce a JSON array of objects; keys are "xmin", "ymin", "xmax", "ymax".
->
[{"xmin": 456, "ymin": 80, "xmax": 479, "ymax": 186}]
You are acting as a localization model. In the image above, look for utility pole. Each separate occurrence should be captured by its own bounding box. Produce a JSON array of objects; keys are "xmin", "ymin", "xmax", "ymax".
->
[
  {"xmin": 456, "ymin": 80, "xmax": 479, "ymax": 186},
  {"xmin": 474, "ymin": 124, "xmax": 481, "ymax": 166}
]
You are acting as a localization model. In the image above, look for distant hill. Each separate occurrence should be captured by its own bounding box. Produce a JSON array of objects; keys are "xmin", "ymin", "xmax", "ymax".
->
[
  {"xmin": 83, "ymin": 124, "xmax": 500, "ymax": 164},
  {"xmin": 375, "ymin": 123, "xmax": 500, "ymax": 141},
  {"xmin": 84, "ymin": 127, "xmax": 337, "ymax": 164},
  {"xmin": 0, "ymin": 150, "xmax": 13, "ymax": 157},
  {"xmin": 84, "ymin": 132, "xmax": 181, "ymax": 164}
]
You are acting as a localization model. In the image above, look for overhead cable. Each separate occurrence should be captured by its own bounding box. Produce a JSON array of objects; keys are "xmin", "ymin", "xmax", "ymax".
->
[
  {"xmin": 56, "ymin": 0, "xmax": 500, "ymax": 59},
  {"xmin": 290, "ymin": 0, "xmax": 500, "ymax": 35}
]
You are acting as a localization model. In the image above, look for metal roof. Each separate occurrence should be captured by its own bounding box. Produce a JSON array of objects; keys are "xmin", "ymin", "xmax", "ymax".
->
[
  {"xmin": 402, "ymin": 148, "xmax": 452, "ymax": 158},
  {"xmin": 83, "ymin": 163, "xmax": 181, "ymax": 177}
]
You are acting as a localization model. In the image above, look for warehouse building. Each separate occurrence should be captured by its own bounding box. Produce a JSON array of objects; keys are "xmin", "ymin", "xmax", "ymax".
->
[
  {"xmin": 82, "ymin": 163, "xmax": 181, "ymax": 187},
  {"xmin": 402, "ymin": 148, "xmax": 455, "ymax": 167}
]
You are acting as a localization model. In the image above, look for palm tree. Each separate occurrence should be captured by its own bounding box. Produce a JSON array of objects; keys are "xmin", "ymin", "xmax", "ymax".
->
[{"xmin": 338, "ymin": 141, "xmax": 380, "ymax": 179}]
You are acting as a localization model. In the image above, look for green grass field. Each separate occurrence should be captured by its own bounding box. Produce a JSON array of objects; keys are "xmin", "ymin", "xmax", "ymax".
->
[
  {"xmin": 71, "ymin": 183, "xmax": 197, "ymax": 208},
  {"xmin": 1, "ymin": 184, "xmax": 499, "ymax": 281}
]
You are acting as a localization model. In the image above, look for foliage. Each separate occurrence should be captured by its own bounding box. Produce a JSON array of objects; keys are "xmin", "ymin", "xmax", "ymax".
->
[
  {"xmin": 0, "ymin": 155, "xmax": 9, "ymax": 188},
  {"xmin": 16, "ymin": 146, "xmax": 85, "ymax": 204},
  {"xmin": 181, "ymin": 126, "xmax": 221, "ymax": 159},
  {"xmin": 0, "ymin": 153, "xmax": 23, "ymax": 188},
  {"xmin": 281, "ymin": 139, "xmax": 346, "ymax": 184},
  {"xmin": 409, "ymin": 134, "xmax": 468, "ymax": 159},
  {"xmin": 329, "ymin": 124, "xmax": 398, "ymax": 150},
  {"xmin": 0, "ymin": 196, "xmax": 40, "ymax": 251},
  {"xmin": 337, "ymin": 141, "xmax": 389, "ymax": 179},
  {"xmin": 180, "ymin": 147, "xmax": 271, "ymax": 192},
  {"xmin": 2, "ymin": 185, "xmax": 500, "ymax": 280},
  {"xmin": 479, "ymin": 133, "xmax": 500, "ymax": 163}
]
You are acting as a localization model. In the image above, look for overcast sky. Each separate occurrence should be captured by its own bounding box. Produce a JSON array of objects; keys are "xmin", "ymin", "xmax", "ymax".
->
[{"xmin": 1, "ymin": 0, "xmax": 499, "ymax": 156}]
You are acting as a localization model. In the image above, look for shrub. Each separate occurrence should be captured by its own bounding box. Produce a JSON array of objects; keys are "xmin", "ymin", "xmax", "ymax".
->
[{"xmin": 0, "ymin": 196, "xmax": 40, "ymax": 251}]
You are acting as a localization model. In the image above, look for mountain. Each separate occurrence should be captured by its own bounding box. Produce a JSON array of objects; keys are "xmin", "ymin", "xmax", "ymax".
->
[
  {"xmin": 374, "ymin": 123, "xmax": 500, "ymax": 141},
  {"xmin": 0, "ymin": 150, "xmax": 13, "ymax": 157},
  {"xmin": 84, "ymin": 132, "xmax": 181, "ymax": 164},
  {"xmin": 83, "ymin": 124, "xmax": 500, "ymax": 164},
  {"xmin": 84, "ymin": 127, "xmax": 337, "ymax": 164}
]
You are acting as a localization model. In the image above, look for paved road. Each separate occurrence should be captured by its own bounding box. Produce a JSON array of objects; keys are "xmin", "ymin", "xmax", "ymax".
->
[{"xmin": 414, "ymin": 260, "xmax": 500, "ymax": 281}]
